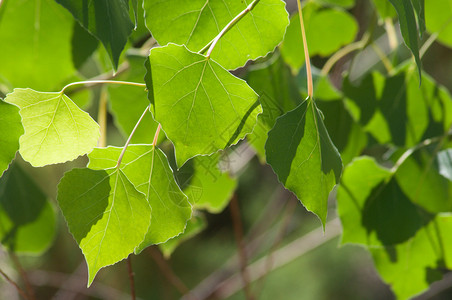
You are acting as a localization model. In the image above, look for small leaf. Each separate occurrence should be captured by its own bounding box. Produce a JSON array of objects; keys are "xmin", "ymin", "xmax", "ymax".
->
[
  {"xmin": 146, "ymin": 44, "xmax": 262, "ymax": 168},
  {"xmin": 144, "ymin": 0, "xmax": 289, "ymax": 70},
  {"xmin": 55, "ymin": 0, "xmax": 134, "ymax": 69},
  {"xmin": 388, "ymin": 0, "xmax": 422, "ymax": 81},
  {"xmin": 88, "ymin": 145, "xmax": 192, "ymax": 253},
  {"xmin": 265, "ymin": 100, "xmax": 342, "ymax": 226},
  {"xmin": 57, "ymin": 167, "xmax": 151, "ymax": 286},
  {"xmin": 0, "ymin": 101, "xmax": 23, "ymax": 176},
  {"xmin": 438, "ymin": 149, "xmax": 452, "ymax": 181},
  {"xmin": 425, "ymin": 0, "xmax": 452, "ymax": 49},
  {"xmin": 159, "ymin": 214, "xmax": 207, "ymax": 258},
  {"xmin": 0, "ymin": 163, "xmax": 56, "ymax": 254},
  {"xmin": 5, "ymin": 89, "xmax": 99, "ymax": 167}
]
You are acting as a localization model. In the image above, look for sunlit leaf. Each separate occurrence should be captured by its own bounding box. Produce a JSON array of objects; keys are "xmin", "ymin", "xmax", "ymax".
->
[
  {"xmin": 88, "ymin": 145, "xmax": 192, "ymax": 253},
  {"xmin": 425, "ymin": 0, "xmax": 452, "ymax": 49},
  {"xmin": 57, "ymin": 167, "xmax": 151, "ymax": 286},
  {"xmin": 0, "ymin": 163, "xmax": 56, "ymax": 255},
  {"xmin": 144, "ymin": 0, "xmax": 289, "ymax": 70},
  {"xmin": 145, "ymin": 44, "xmax": 262, "ymax": 168},
  {"xmin": 5, "ymin": 89, "xmax": 99, "ymax": 167},
  {"xmin": 265, "ymin": 99, "xmax": 342, "ymax": 226},
  {"xmin": 0, "ymin": 101, "xmax": 23, "ymax": 176},
  {"xmin": 55, "ymin": 0, "xmax": 134, "ymax": 69}
]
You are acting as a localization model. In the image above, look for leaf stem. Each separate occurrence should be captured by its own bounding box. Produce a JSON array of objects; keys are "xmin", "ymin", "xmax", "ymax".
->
[
  {"xmin": 10, "ymin": 252, "xmax": 36, "ymax": 300},
  {"xmin": 97, "ymin": 87, "xmax": 108, "ymax": 147},
  {"xmin": 199, "ymin": 0, "xmax": 260, "ymax": 57},
  {"xmin": 0, "ymin": 267, "xmax": 30, "ymax": 300},
  {"xmin": 152, "ymin": 124, "xmax": 162, "ymax": 147},
  {"xmin": 116, "ymin": 105, "xmax": 150, "ymax": 168},
  {"xmin": 297, "ymin": 0, "xmax": 312, "ymax": 99},
  {"xmin": 61, "ymin": 80, "xmax": 146, "ymax": 94}
]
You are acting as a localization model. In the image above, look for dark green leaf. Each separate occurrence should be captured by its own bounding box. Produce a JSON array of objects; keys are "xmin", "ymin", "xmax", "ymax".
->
[
  {"xmin": 71, "ymin": 21, "xmax": 99, "ymax": 70},
  {"xmin": 55, "ymin": 0, "xmax": 134, "ymax": 70},
  {"xmin": 388, "ymin": 0, "xmax": 422, "ymax": 80},
  {"xmin": 265, "ymin": 100, "xmax": 342, "ymax": 226},
  {"xmin": 0, "ymin": 163, "xmax": 56, "ymax": 254},
  {"xmin": 146, "ymin": 44, "xmax": 262, "ymax": 168}
]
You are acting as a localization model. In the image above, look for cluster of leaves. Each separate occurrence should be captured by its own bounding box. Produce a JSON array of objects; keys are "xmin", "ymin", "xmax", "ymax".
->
[{"xmin": 0, "ymin": 0, "xmax": 452, "ymax": 299}]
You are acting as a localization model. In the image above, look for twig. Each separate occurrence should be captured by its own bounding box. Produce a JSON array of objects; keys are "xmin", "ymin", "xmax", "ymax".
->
[
  {"xmin": 10, "ymin": 252, "xmax": 36, "ymax": 300},
  {"xmin": 213, "ymin": 218, "xmax": 342, "ymax": 299},
  {"xmin": 229, "ymin": 194, "xmax": 254, "ymax": 300},
  {"xmin": 52, "ymin": 262, "xmax": 86, "ymax": 300},
  {"xmin": 127, "ymin": 257, "xmax": 136, "ymax": 300},
  {"xmin": 0, "ymin": 267, "xmax": 29, "ymax": 300},
  {"xmin": 147, "ymin": 247, "xmax": 192, "ymax": 298}
]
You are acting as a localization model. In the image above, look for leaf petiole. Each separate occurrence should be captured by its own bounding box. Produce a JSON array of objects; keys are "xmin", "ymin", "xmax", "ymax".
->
[
  {"xmin": 116, "ymin": 105, "xmax": 150, "ymax": 168},
  {"xmin": 199, "ymin": 0, "xmax": 261, "ymax": 57},
  {"xmin": 60, "ymin": 80, "xmax": 146, "ymax": 94},
  {"xmin": 297, "ymin": 0, "xmax": 312, "ymax": 99}
]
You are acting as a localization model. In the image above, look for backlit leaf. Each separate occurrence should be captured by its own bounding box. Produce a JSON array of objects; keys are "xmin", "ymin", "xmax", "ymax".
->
[
  {"xmin": 5, "ymin": 89, "xmax": 99, "ymax": 167},
  {"xmin": 57, "ymin": 167, "xmax": 151, "ymax": 286},
  {"xmin": 425, "ymin": 0, "xmax": 452, "ymax": 48},
  {"xmin": 265, "ymin": 99, "xmax": 342, "ymax": 226},
  {"xmin": 0, "ymin": 101, "xmax": 23, "ymax": 176},
  {"xmin": 145, "ymin": 44, "xmax": 262, "ymax": 168},
  {"xmin": 144, "ymin": 0, "xmax": 289, "ymax": 70},
  {"xmin": 88, "ymin": 145, "xmax": 192, "ymax": 253}
]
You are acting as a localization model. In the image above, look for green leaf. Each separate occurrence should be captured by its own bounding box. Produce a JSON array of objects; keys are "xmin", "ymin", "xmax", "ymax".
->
[
  {"xmin": 438, "ymin": 149, "xmax": 452, "ymax": 181},
  {"xmin": 395, "ymin": 150, "xmax": 452, "ymax": 213},
  {"xmin": 0, "ymin": 163, "xmax": 56, "ymax": 254},
  {"xmin": 145, "ymin": 44, "xmax": 262, "ymax": 168},
  {"xmin": 87, "ymin": 145, "xmax": 192, "ymax": 253},
  {"xmin": 0, "ymin": 101, "xmax": 23, "ymax": 176},
  {"xmin": 71, "ymin": 21, "xmax": 99, "ymax": 70},
  {"xmin": 280, "ymin": 3, "xmax": 358, "ymax": 73},
  {"xmin": 159, "ymin": 214, "xmax": 207, "ymax": 258},
  {"xmin": 388, "ymin": 0, "xmax": 422, "ymax": 80},
  {"xmin": 5, "ymin": 89, "xmax": 99, "ymax": 167},
  {"xmin": 370, "ymin": 214, "xmax": 452, "ymax": 300},
  {"xmin": 57, "ymin": 167, "xmax": 151, "ymax": 286},
  {"xmin": 55, "ymin": 0, "xmax": 134, "ymax": 70},
  {"xmin": 425, "ymin": 0, "xmax": 452, "ymax": 48},
  {"xmin": 343, "ymin": 68, "xmax": 452, "ymax": 147},
  {"xmin": 108, "ymin": 55, "xmax": 161, "ymax": 145},
  {"xmin": 265, "ymin": 100, "xmax": 343, "ymax": 226},
  {"xmin": 0, "ymin": 0, "xmax": 76, "ymax": 91},
  {"xmin": 177, "ymin": 153, "xmax": 237, "ymax": 213},
  {"xmin": 337, "ymin": 156, "xmax": 425, "ymax": 247},
  {"xmin": 246, "ymin": 56, "xmax": 301, "ymax": 160},
  {"xmin": 144, "ymin": 0, "xmax": 289, "ymax": 70}
]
